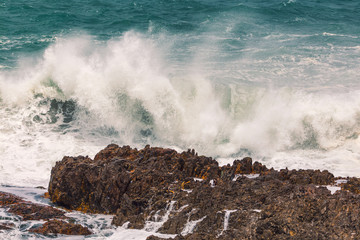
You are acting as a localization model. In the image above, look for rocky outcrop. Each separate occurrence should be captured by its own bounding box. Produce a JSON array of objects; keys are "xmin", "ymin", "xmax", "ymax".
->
[
  {"xmin": 48, "ymin": 144, "xmax": 360, "ymax": 239},
  {"xmin": 342, "ymin": 177, "xmax": 360, "ymax": 194},
  {"xmin": 0, "ymin": 223, "xmax": 14, "ymax": 231},
  {"xmin": 0, "ymin": 191, "xmax": 91, "ymax": 235},
  {"xmin": 48, "ymin": 144, "xmax": 223, "ymax": 215},
  {"xmin": 29, "ymin": 220, "xmax": 92, "ymax": 236},
  {"xmin": 0, "ymin": 191, "xmax": 66, "ymax": 221}
]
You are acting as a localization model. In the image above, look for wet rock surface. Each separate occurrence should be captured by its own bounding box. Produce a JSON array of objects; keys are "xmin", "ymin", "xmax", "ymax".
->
[
  {"xmin": 29, "ymin": 220, "xmax": 92, "ymax": 236},
  {"xmin": 0, "ymin": 223, "xmax": 14, "ymax": 231},
  {"xmin": 0, "ymin": 191, "xmax": 66, "ymax": 221},
  {"xmin": 342, "ymin": 177, "xmax": 360, "ymax": 194},
  {"xmin": 49, "ymin": 144, "xmax": 360, "ymax": 239},
  {"xmin": 0, "ymin": 191, "xmax": 92, "ymax": 236},
  {"xmin": 0, "ymin": 192, "xmax": 23, "ymax": 206}
]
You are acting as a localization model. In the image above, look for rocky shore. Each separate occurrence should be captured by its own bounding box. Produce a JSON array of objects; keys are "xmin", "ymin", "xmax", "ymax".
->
[
  {"xmin": 42, "ymin": 144, "xmax": 360, "ymax": 239},
  {"xmin": 0, "ymin": 191, "xmax": 92, "ymax": 236},
  {"xmin": 1, "ymin": 144, "xmax": 360, "ymax": 238}
]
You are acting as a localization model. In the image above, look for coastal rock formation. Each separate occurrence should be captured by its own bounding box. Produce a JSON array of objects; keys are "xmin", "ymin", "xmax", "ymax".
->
[
  {"xmin": 342, "ymin": 177, "xmax": 360, "ymax": 194},
  {"xmin": 0, "ymin": 191, "xmax": 91, "ymax": 235},
  {"xmin": 48, "ymin": 144, "xmax": 360, "ymax": 239},
  {"xmin": 0, "ymin": 223, "xmax": 14, "ymax": 231},
  {"xmin": 29, "ymin": 220, "xmax": 92, "ymax": 236},
  {"xmin": 0, "ymin": 192, "xmax": 66, "ymax": 221}
]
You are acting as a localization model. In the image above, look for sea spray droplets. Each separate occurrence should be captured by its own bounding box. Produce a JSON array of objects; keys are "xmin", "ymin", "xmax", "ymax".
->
[{"xmin": 1, "ymin": 31, "xmax": 360, "ymax": 189}]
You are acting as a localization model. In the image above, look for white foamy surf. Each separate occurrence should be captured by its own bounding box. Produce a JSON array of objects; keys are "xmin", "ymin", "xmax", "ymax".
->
[{"xmin": 1, "ymin": 32, "xmax": 360, "ymax": 189}]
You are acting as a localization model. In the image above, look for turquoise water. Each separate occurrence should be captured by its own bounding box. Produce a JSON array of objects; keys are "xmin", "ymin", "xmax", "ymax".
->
[
  {"xmin": 0, "ymin": 1, "xmax": 360, "ymax": 239},
  {"xmin": 0, "ymin": 0, "xmax": 360, "ymax": 188},
  {"xmin": 2, "ymin": 0, "xmax": 359, "ymax": 83}
]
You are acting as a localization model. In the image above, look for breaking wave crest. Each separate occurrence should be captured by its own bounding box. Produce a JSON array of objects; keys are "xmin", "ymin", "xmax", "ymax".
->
[{"xmin": 1, "ymin": 32, "xmax": 360, "ymax": 186}]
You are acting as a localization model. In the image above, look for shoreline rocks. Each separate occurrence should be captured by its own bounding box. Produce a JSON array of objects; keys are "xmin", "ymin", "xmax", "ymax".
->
[
  {"xmin": 29, "ymin": 220, "xmax": 92, "ymax": 236},
  {"xmin": 0, "ymin": 191, "xmax": 66, "ymax": 221},
  {"xmin": 0, "ymin": 191, "xmax": 92, "ymax": 236},
  {"xmin": 47, "ymin": 144, "xmax": 360, "ymax": 239}
]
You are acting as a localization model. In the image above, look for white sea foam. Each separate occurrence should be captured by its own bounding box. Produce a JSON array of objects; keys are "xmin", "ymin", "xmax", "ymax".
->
[
  {"xmin": 232, "ymin": 174, "xmax": 260, "ymax": 181},
  {"xmin": 325, "ymin": 186, "xmax": 341, "ymax": 195},
  {"xmin": 218, "ymin": 210, "xmax": 237, "ymax": 237},
  {"xmin": 181, "ymin": 216, "xmax": 206, "ymax": 236},
  {"xmin": 180, "ymin": 208, "xmax": 206, "ymax": 236},
  {"xmin": 143, "ymin": 201, "xmax": 176, "ymax": 232},
  {"xmin": 0, "ymin": 31, "xmax": 360, "ymax": 189},
  {"xmin": 105, "ymin": 228, "xmax": 176, "ymax": 240},
  {"xmin": 335, "ymin": 179, "xmax": 348, "ymax": 185},
  {"xmin": 193, "ymin": 178, "xmax": 203, "ymax": 182}
]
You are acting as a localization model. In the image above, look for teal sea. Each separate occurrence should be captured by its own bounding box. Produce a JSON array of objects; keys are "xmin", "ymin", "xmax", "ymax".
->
[
  {"xmin": 1, "ymin": 0, "xmax": 360, "ymax": 187},
  {"xmin": 1, "ymin": 0, "xmax": 360, "ymax": 239}
]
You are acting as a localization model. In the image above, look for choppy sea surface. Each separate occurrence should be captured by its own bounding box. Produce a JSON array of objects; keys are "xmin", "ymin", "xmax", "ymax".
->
[{"xmin": 0, "ymin": 0, "xmax": 360, "ymax": 238}]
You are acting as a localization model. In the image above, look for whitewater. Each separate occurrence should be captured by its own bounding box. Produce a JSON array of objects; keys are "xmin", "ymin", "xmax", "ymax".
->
[
  {"xmin": 1, "ymin": 31, "xmax": 360, "ymax": 186},
  {"xmin": 0, "ymin": 0, "xmax": 360, "ymax": 238}
]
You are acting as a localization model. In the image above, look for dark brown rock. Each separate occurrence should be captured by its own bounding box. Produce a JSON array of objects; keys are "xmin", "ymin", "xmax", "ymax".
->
[
  {"xmin": 233, "ymin": 157, "xmax": 254, "ymax": 174},
  {"xmin": 0, "ymin": 223, "xmax": 15, "ymax": 231},
  {"xmin": 8, "ymin": 203, "xmax": 66, "ymax": 221},
  {"xmin": 0, "ymin": 192, "xmax": 23, "ymax": 206},
  {"xmin": 29, "ymin": 220, "xmax": 92, "ymax": 236},
  {"xmin": 49, "ymin": 145, "xmax": 219, "ymax": 217},
  {"xmin": 342, "ymin": 177, "xmax": 360, "ymax": 194},
  {"xmin": 0, "ymin": 191, "xmax": 93, "ymax": 236},
  {"xmin": 0, "ymin": 191, "xmax": 66, "ymax": 221},
  {"xmin": 48, "ymin": 144, "xmax": 360, "ymax": 239}
]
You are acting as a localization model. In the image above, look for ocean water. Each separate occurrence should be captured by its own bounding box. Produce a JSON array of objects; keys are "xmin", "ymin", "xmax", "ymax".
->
[{"xmin": 0, "ymin": 0, "xmax": 360, "ymax": 238}]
